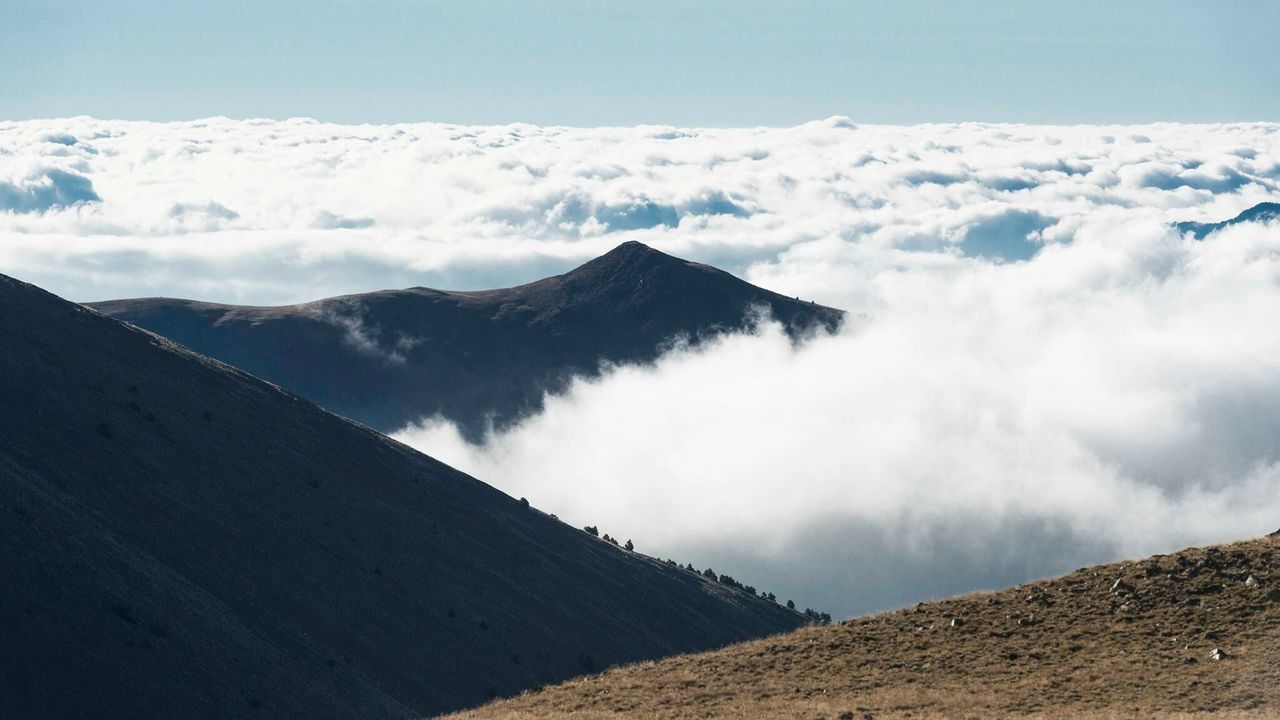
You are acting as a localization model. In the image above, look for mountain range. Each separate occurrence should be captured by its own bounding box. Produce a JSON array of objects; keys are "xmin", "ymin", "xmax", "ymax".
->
[
  {"xmin": 89, "ymin": 242, "xmax": 843, "ymax": 439},
  {"xmin": 0, "ymin": 271, "xmax": 804, "ymax": 719}
]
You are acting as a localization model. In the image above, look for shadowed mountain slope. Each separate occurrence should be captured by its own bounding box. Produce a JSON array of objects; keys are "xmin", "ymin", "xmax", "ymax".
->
[
  {"xmin": 456, "ymin": 535, "xmax": 1280, "ymax": 719},
  {"xmin": 1176, "ymin": 201, "xmax": 1280, "ymax": 239},
  {"xmin": 89, "ymin": 242, "xmax": 843, "ymax": 439},
  {"xmin": 0, "ymin": 273, "xmax": 804, "ymax": 720}
]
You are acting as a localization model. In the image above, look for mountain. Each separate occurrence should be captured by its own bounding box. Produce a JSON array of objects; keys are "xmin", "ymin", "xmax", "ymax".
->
[
  {"xmin": 1176, "ymin": 201, "xmax": 1280, "ymax": 240},
  {"xmin": 455, "ymin": 534, "xmax": 1280, "ymax": 719},
  {"xmin": 89, "ymin": 242, "xmax": 843, "ymax": 439},
  {"xmin": 0, "ymin": 272, "xmax": 805, "ymax": 720}
]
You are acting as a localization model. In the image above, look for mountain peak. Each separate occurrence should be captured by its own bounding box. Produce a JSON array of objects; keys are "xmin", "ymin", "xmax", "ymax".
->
[
  {"xmin": 581, "ymin": 240, "xmax": 681, "ymax": 270},
  {"xmin": 89, "ymin": 245, "xmax": 843, "ymax": 438}
]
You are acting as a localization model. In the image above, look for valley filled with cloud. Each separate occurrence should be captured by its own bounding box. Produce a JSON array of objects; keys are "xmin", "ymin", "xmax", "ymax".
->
[{"xmin": 5, "ymin": 117, "xmax": 1280, "ymax": 615}]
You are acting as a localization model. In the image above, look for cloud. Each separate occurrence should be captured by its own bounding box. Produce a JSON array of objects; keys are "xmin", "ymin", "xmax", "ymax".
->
[
  {"xmin": 311, "ymin": 210, "xmax": 374, "ymax": 229},
  {"xmin": 306, "ymin": 300, "xmax": 421, "ymax": 365},
  {"xmin": 959, "ymin": 209, "xmax": 1056, "ymax": 261},
  {"xmin": 41, "ymin": 133, "xmax": 78, "ymax": 146},
  {"xmin": 0, "ymin": 167, "xmax": 100, "ymax": 213},
  {"xmin": 396, "ymin": 217, "xmax": 1280, "ymax": 617},
  {"xmin": 1, "ymin": 118, "xmax": 1276, "ymax": 305},
  {"xmin": 168, "ymin": 201, "xmax": 240, "ymax": 232}
]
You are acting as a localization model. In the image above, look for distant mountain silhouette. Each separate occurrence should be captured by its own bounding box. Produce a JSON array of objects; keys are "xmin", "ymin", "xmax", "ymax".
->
[
  {"xmin": 90, "ymin": 242, "xmax": 843, "ymax": 439},
  {"xmin": 0, "ymin": 272, "xmax": 804, "ymax": 719},
  {"xmin": 1175, "ymin": 201, "xmax": 1280, "ymax": 239}
]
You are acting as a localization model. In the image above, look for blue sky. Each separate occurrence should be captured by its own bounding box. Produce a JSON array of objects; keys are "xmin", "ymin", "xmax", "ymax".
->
[{"xmin": 3, "ymin": 0, "xmax": 1278, "ymax": 125}]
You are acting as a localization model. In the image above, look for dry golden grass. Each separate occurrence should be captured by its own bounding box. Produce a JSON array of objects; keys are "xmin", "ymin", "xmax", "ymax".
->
[{"xmin": 451, "ymin": 535, "xmax": 1280, "ymax": 719}]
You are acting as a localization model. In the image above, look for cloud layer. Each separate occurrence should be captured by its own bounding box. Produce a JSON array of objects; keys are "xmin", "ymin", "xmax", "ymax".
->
[
  {"xmin": 1, "ymin": 117, "xmax": 1278, "ymax": 304},
  {"xmin": 3, "ymin": 117, "xmax": 1280, "ymax": 615},
  {"xmin": 398, "ymin": 217, "xmax": 1280, "ymax": 616}
]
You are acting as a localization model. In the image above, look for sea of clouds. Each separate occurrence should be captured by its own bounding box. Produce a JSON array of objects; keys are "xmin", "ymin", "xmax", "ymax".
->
[{"xmin": 3, "ymin": 117, "xmax": 1279, "ymax": 615}]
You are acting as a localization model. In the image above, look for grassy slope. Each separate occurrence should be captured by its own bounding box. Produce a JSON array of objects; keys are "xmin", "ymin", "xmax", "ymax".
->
[
  {"xmin": 455, "ymin": 535, "xmax": 1280, "ymax": 719},
  {"xmin": 0, "ymin": 272, "xmax": 803, "ymax": 719}
]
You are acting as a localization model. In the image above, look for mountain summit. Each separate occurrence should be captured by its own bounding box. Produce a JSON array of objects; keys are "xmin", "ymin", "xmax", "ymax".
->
[
  {"xmin": 0, "ymin": 272, "xmax": 804, "ymax": 719},
  {"xmin": 91, "ymin": 242, "xmax": 842, "ymax": 438}
]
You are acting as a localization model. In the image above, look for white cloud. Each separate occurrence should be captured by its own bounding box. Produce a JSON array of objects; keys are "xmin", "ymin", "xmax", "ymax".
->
[
  {"xmin": 0, "ymin": 117, "xmax": 1277, "ymax": 303},
  {"xmin": 396, "ymin": 218, "xmax": 1280, "ymax": 616}
]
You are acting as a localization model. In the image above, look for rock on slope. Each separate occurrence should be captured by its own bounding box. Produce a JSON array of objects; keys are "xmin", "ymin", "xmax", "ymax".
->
[
  {"xmin": 0, "ymin": 272, "xmax": 804, "ymax": 720},
  {"xmin": 89, "ymin": 242, "xmax": 843, "ymax": 439},
  {"xmin": 1176, "ymin": 201, "xmax": 1280, "ymax": 240},
  {"xmin": 454, "ymin": 535, "xmax": 1280, "ymax": 719}
]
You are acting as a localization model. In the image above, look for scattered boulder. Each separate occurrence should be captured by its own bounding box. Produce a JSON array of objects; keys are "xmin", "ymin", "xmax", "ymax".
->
[
  {"xmin": 1243, "ymin": 575, "xmax": 1259, "ymax": 588},
  {"xmin": 1208, "ymin": 648, "xmax": 1227, "ymax": 661},
  {"xmin": 1110, "ymin": 579, "xmax": 1133, "ymax": 595},
  {"xmin": 950, "ymin": 618, "xmax": 964, "ymax": 628}
]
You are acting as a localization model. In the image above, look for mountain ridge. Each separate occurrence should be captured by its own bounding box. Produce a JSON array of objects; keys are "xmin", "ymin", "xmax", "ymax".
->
[
  {"xmin": 1176, "ymin": 201, "xmax": 1280, "ymax": 239},
  {"xmin": 89, "ymin": 242, "xmax": 843, "ymax": 439}
]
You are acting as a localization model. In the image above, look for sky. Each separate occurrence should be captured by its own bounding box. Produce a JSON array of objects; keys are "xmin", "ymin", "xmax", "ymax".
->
[
  {"xmin": 2, "ymin": 116, "xmax": 1278, "ymax": 616},
  {"xmin": 4, "ymin": 1, "xmax": 1279, "ymax": 126}
]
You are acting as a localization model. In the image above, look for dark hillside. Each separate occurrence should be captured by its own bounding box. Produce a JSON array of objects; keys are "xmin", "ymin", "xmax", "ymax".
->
[{"xmin": 0, "ymin": 273, "xmax": 803, "ymax": 719}]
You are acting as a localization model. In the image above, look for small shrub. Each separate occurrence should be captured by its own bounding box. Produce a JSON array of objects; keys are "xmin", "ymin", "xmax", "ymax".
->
[
  {"xmin": 624, "ymin": 539, "xmax": 634, "ymax": 551},
  {"xmin": 519, "ymin": 497, "xmax": 529, "ymax": 508},
  {"xmin": 583, "ymin": 525, "xmax": 598, "ymax": 537},
  {"xmin": 786, "ymin": 599, "xmax": 796, "ymax": 610}
]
